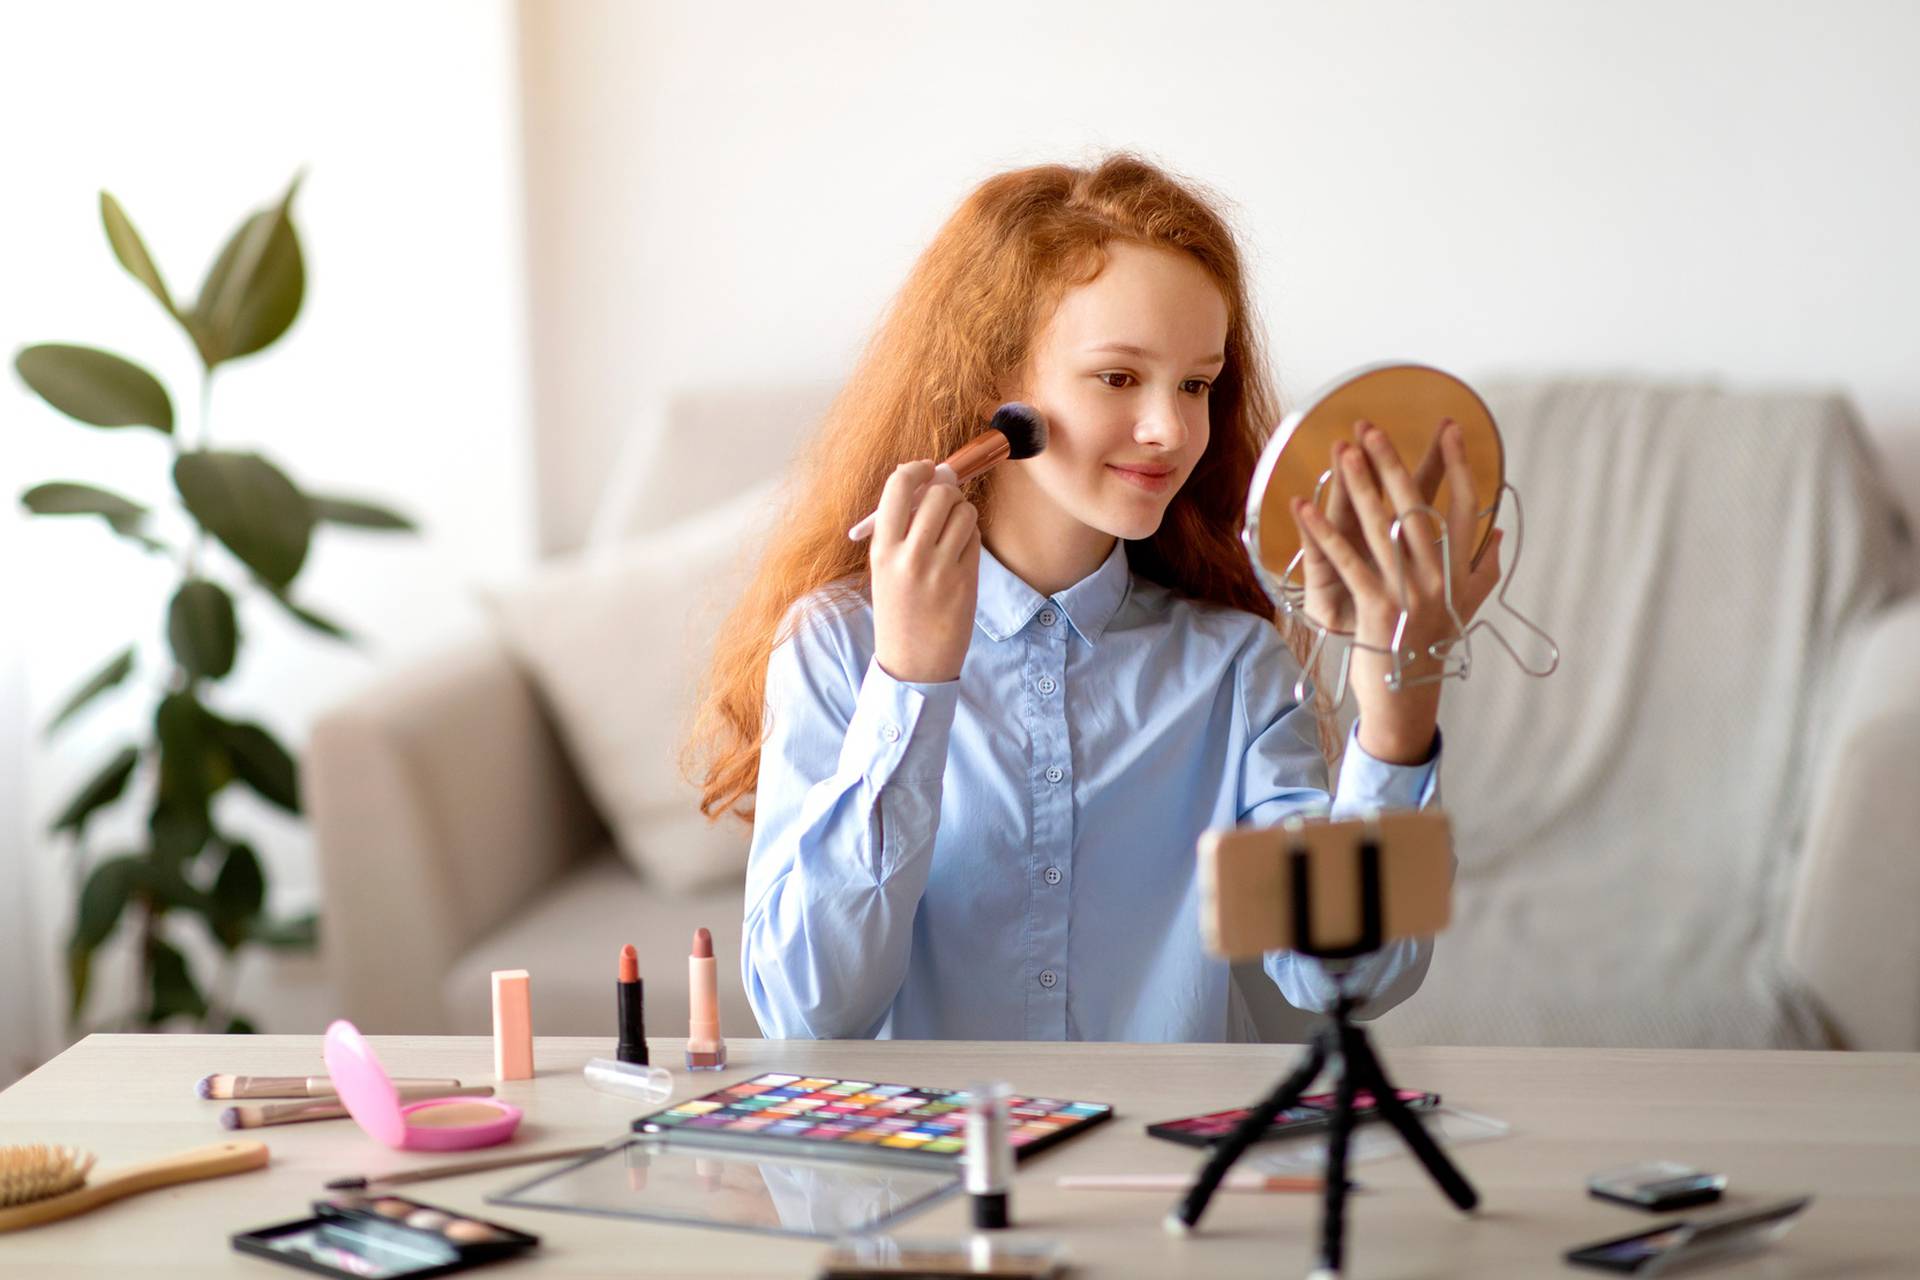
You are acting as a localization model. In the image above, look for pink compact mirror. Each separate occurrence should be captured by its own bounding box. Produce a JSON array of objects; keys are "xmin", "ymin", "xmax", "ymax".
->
[{"xmin": 324, "ymin": 1019, "xmax": 523, "ymax": 1151}]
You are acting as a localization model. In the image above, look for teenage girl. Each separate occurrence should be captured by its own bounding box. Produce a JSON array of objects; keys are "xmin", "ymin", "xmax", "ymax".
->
[{"xmin": 689, "ymin": 154, "xmax": 1502, "ymax": 1041}]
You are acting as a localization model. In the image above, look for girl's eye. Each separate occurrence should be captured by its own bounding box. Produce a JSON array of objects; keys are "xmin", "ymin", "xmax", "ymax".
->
[
  {"xmin": 1182, "ymin": 379, "xmax": 1212, "ymax": 396},
  {"xmin": 1097, "ymin": 372, "xmax": 1134, "ymax": 389}
]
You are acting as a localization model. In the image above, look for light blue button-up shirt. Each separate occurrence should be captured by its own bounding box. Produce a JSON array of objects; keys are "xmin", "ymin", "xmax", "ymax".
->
[{"xmin": 743, "ymin": 540, "xmax": 1441, "ymax": 1042}]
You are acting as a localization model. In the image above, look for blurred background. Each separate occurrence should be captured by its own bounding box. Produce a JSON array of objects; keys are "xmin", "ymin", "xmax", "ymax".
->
[{"xmin": 5, "ymin": 1, "xmax": 1918, "ymax": 1085}]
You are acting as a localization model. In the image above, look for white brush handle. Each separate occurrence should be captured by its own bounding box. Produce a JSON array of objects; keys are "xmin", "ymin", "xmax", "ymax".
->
[
  {"xmin": 0, "ymin": 1140, "xmax": 268, "ymax": 1233},
  {"xmin": 848, "ymin": 463, "xmax": 959, "ymax": 541}
]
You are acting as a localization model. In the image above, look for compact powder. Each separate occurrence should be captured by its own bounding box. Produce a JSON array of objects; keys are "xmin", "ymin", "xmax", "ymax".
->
[
  {"xmin": 408, "ymin": 1102, "xmax": 510, "ymax": 1128},
  {"xmin": 372, "ymin": 1198, "xmax": 413, "ymax": 1218}
]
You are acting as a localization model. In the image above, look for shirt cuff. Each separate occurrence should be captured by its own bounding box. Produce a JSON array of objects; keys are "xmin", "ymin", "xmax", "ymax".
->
[
  {"xmin": 838, "ymin": 656, "xmax": 961, "ymax": 790},
  {"xmin": 1331, "ymin": 720, "xmax": 1441, "ymax": 817}
]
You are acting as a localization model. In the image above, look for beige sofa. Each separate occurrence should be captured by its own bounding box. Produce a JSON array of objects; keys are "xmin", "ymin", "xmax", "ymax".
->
[{"xmin": 308, "ymin": 376, "xmax": 1920, "ymax": 1049}]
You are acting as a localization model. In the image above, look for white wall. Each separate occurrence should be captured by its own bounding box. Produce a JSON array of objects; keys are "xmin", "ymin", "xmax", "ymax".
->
[
  {"xmin": 0, "ymin": 1, "xmax": 533, "ymax": 1075},
  {"xmin": 520, "ymin": 0, "xmax": 1920, "ymax": 552}
]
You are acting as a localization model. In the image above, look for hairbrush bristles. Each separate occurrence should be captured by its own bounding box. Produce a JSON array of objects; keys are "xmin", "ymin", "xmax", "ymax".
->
[
  {"xmin": 989, "ymin": 402, "xmax": 1047, "ymax": 460},
  {"xmin": 0, "ymin": 1145, "xmax": 94, "ymax": 1209}
]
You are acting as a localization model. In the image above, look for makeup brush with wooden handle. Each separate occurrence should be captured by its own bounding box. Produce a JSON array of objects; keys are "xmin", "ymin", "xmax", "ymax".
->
[
  {"xmin": 0, "ymin": 1140, "xmax": 268, "ymax": 1232},
  {"xmin": 847, "ymin": 402, "xmax": 1048, "ymax": 541}
]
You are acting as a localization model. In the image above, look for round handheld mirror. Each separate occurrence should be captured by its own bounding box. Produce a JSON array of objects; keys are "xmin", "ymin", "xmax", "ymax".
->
[{"xmin": 1245, "ymin": 362, "xmax": 1504, "ymax": 629}]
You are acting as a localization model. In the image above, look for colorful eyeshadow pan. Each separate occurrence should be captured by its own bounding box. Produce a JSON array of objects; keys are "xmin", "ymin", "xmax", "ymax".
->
[{"xmin": 633, "ymin": 1072, "xmax": 1113, "ymax": 1170}]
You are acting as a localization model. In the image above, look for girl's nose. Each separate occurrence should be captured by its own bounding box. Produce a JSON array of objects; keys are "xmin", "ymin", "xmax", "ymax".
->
[{"xmin": 1136, "ymin": 392, "xmax": 1190, "ymax": 450}]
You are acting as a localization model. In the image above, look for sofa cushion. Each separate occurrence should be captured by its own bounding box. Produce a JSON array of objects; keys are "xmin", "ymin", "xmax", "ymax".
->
[
  {"xmin": 485, "ymin": 480, "xmax": 780, "ymax": 893},
  {"xmin": 441, "ymin": 852, "xmax": 757, "ymax": 1039}
]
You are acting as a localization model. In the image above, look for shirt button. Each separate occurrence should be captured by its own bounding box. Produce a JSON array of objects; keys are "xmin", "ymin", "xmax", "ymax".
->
[
  {"xmin": 1037, "ymin": 608, "xmax": 1058, "ymax": 627},
  {"xmin": 1044, "ymin": 765, "xmax": 1064, "ymax": 784},
  {"xmin": 1037, "ymin": 676, "xmax": 1056, "ymax": 695},
  {"xmin": 1038, "ymin": 970, "xmax": 1058, "ymax": 989},
  {"xmin": 881, "ymin": 724, "xmax": 901, "ymax": 743},
  {"xmin": 1043, "ymin": 866, "xmax": 1062, "ymax": 886}
]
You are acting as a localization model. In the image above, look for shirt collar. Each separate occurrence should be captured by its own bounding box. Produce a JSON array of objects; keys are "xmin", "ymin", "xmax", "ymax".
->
[{"xmin": 975, "ymin": 540, "xmax": 1132, "ymax": 646}]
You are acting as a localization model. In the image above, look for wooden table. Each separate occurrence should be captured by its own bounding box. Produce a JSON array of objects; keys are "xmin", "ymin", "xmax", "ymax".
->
[{"xmin": 2, "ymin": 1035, "xmax": 1916, "ymax": 1277}]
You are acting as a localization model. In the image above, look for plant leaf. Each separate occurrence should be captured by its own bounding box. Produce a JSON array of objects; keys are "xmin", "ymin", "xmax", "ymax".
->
[
  {"xmin": 226, "ymin": 1015, "xmax": 257, "ymax": 1034},
  {"xmin": 308, "ymin": 494, "xmax": 416, "ymax": 532},
  {"xmin": 188, "ymin": 173, "xmax": 304, "ymax": 366},
  {"xmin": 149, "ymin": 797, "xmax": 212, "ymax": 872},
  {"xmin": 168, "ymin": 578, "xmax": 239, "ymax": 680},
  {"xmin": 248, "ymin": 910, "xmax": 318, "ymax": 951},
  {"xmin": 218, "ymin": 720, "xmax": 300, "ymax": 813},
  {"xmin": 67, "ymin": 943, "xmax": 93, "ymax": 1023},
  {"xmin": 72, "ymin": 854, "xmax": 143, "ymax": 952},
  {"xmin": 21, "ymin": 481, "xmax": 164, "ymax": 552},
  {"xmin": 14, "ymin": 344, "xmax": 173, "ymax": 432},
  {"xmin": 155, "ymin": 693, "xmax": 229, "ymax": 820},
  {"xmin": 173, "ymin": 450, "xmax": 312, "ymax": 587},
  {"xmin": 45, "ymin": 646, "xmax": 136, "ymax": 739},
  {"xmin": 146, "ymin": 937, "xmax": 208, "ymax": 1024},
  {"xmin": 209, "ymin": 842, "xmax": 265, "ymax": 950},
  {"xmin": 50, "ymin": 745, "xmax": 140, "ymax": 836},
  {"xmin": 257, "ymin": 579, "xmax": 356, "ymax": 644},
  {"xmin": 100, "ymin": 191, "xmax": 175, "ymax": 316}
]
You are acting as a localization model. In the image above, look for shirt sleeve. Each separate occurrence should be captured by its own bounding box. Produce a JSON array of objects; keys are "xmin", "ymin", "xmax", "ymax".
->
[
  {"xmin": 741, "ymin": 611, "xmax": 959, "ymax": 1039},
  {"xmin": 1232, "ymin": 625, "xmax": 1447, "ymax": 1020}
]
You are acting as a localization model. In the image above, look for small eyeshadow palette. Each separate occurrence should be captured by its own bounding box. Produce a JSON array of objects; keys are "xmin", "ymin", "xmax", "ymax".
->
[
  {"xmin": 632, "ymin": 1072, "xmax": 1114, "ymax": 1170},
  {"xmin": 1145, "ymin": 1088, "xmax": 1440, "ymax": 1148},
  {"xmin": 232, "ymin": 1193, "xmax": 538, "ymax": 1278}
]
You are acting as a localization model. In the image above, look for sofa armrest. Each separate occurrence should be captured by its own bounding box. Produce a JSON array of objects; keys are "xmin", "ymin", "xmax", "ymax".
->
[
  {"xmin": 1784, "ymin": 593, "xmax": 1920, "ymax": 1050},
  {"xmin": 307, "ymin": 635, "xmax": 605, "ymax": 1032}
]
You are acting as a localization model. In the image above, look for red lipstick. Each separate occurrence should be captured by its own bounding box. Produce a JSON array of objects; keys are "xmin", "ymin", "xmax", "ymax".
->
[{"xmin": 616, "ymin": 943, "xmax": 647, "ymax": 1066}]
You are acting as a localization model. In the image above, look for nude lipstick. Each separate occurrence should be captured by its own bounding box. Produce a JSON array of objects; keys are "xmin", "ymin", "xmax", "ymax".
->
[
  {"xmin": 616, "ymin": 943, "xmax": 647, "ymax": 1066},
  {"xmin": 687, "ymin": 927, "xmax": 727, "ymax": 1072}
]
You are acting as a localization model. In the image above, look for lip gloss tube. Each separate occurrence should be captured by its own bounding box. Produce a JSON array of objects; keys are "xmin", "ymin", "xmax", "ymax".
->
[{"xmin": 687, "ymin": 927, "xmax": 727, "ymax": 1072}]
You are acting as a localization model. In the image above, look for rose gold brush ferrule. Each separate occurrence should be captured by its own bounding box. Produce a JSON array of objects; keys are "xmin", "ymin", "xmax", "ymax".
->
[{"xmin": 942, "ymin": 431, "xmax": 1011, "ymax": 484}]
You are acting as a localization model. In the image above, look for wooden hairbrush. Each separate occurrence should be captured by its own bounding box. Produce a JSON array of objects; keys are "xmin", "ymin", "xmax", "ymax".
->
[{"xmin": 0, "ymin": 1140, "xmax": 268, "ymax": 1232}]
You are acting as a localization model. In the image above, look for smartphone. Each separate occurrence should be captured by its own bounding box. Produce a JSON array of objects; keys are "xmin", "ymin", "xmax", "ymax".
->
[
  {"xmin": 1565, "ymin": 1195, "xmax": 1811, "ymax": 1274},
  {"xmin": 1587, "ymin": 1161, "xmax": 1725, "ymax": 1212},
  {"xmin": 1145, "ymin": 1089, "xmax": 1440, "ymax": 1148}
]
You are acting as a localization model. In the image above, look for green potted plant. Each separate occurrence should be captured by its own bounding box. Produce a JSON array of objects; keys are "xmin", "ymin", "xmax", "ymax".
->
[{"xmin": 14, "ymin": 173, "xmax": 416, "ymax": 1033}]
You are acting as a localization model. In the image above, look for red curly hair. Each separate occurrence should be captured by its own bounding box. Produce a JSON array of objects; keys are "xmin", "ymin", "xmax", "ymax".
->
[{"xmin": 687, "ymin": 152, "xmax": 1328, "ymax": 823}]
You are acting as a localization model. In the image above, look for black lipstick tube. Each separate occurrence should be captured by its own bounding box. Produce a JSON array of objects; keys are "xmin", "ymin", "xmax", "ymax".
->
[{"xmin": 617, "ymin": 976, "xmax": 648, "ymax": 1066}]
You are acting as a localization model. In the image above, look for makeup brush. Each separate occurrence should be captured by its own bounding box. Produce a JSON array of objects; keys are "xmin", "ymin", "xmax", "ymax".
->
[
  {"xmin": 196, "ymin": 1073, "xmax": 460, "ymax": 1100},
  {"xmin": 0, "ymin": 1140, "xmax": 267, "ymax": 1233},
  {"xmin": 847, "ymin": 402, "xmax": 1048, "ymax": 541},
  {"xmin": 220, "ymin": 1086, "xmax": 497, "ymax": 1130}
]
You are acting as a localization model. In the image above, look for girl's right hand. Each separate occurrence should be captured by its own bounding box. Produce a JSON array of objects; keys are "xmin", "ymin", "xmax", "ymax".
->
[{"xmin": 870, "ymin": 460, "xmax": 981, "ymax": 684}]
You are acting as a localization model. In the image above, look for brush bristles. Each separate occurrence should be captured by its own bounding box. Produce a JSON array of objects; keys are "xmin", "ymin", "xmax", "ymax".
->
[
  {"xmin": 195, "ymin": 1074, "xmax": 215, "ymax": 1099},
  {"xmin": 990, "ymin": 403, "xmax": 1048, "ymax": 460},
  {"xmin": 0, "ymin": 1145, "xmax": 94, "ymax": 1209}
]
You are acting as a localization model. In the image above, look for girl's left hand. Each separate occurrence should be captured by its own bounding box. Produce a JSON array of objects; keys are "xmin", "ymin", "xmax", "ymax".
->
[{"xmin": 1289, "ymin": 418, "xmax": 1504, "ymax": 765}]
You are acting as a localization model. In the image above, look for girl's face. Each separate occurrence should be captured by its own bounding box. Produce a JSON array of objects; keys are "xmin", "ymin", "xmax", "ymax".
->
[{"xmin": 997, "ymin": 241, "xmax": 1230, "ymax": 543}]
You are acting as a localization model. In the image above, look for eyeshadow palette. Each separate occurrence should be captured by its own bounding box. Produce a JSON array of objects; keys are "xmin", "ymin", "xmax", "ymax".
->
[
  {"xmin": 233, "ymin": 1193, "xmax": 538, "ymax": 1278},
  {"xmin": 1145, "ymin": 1088, "xmax": 1439, "ymax": 1148},
  {"xmin": 632, "ymin": 1072, "xmax": 1113, "ymax": 1171}
]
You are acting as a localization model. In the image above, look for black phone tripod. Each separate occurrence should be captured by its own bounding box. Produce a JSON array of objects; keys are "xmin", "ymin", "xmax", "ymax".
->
[{"xmin": 1170, "ymin": 840, "xmax": 1479, "ymax": 1277}]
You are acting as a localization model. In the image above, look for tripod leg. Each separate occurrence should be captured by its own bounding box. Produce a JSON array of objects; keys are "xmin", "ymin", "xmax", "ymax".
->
[
  {"xmin": 1167, "ymin": 1032, "xmax": 1327, "ymax": 1234},
  {"xmin": 1347, "ymin": 1031, "xmax": 1479, "ymax": 1212},
  {"xmin": 1311, "ymin": 1023, "xmax": 1362, "ymax": 1279}
]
